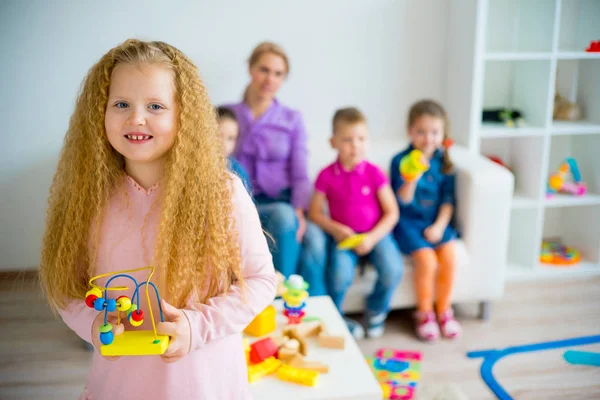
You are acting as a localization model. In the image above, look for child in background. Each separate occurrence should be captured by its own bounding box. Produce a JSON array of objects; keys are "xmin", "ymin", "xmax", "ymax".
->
[
  {"xmin": 308, "ymin": 107, "xmax": 403, "ymax": 339},
  {"xmin": 216, "ymin": 106, "xmax": 252, "ymax": 193},
  {"xmin": 390, "ymin": 99, "xmax": 460, "ymax": 341},
  {"xmin": 39, "ymin": 39, "xmax": 276, "ymax": 399}
]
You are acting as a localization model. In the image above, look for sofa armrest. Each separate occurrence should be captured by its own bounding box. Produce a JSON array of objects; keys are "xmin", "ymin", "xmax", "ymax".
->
[{"xmin": 451, "ymin": 146, "xmax": 514, "ymax": 300}]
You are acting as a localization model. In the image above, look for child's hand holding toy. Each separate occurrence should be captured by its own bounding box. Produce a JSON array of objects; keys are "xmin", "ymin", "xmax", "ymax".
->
[
  {"xmin": 400, "ymin": 149, "xmax": 429, "ymax": 182},
  {"xmin": 156, "ymin": 299, "xmax": 192, "ymax": 363},
  {"xmin": 353, "ymin": 233, "xmax": 376, "ymax": 256},
  {"xmin": 91, "ymin": 311, "xmax": 124, "ymax": 361},
  {"xmin": 332, "ymin": 224, "xmax": 355, "ymax": 244}
]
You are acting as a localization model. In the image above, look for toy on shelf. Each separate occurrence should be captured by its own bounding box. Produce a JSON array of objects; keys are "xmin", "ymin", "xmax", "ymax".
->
[
  {"xmin": 546, "ymin": 157, "xmax": 587, "ymax": 197},
  {"xmin": 366, "ymin": 349, "xmax": 422, "ymax": 400},
  {"xmin": 482, "ymin": 108, "xmax": 525, "ymax": 128},
  {"xmin": 85, "ymin": 266, "xmax": 170, "ymax": 356},
  {"xmin": 554, "ymin": 91, "xmax": 582, "ymax": 121},
  {"xmin": 540, "ymin": 238, "xmax": 581, "ymax": 266},
  {"xmin": 585, "ymin": 40, "xmax": 600, "ymax": 52},
  {"xmin": 282, "ymin": 275, "xmax": 309, "ymax": 324},
  {"xmin": 399, "ymin": 149, "xmax": 429, "ymax": 182},
  {"xmin": 244, "ymin": 305, "xmax": 276, "ymax": 337}
]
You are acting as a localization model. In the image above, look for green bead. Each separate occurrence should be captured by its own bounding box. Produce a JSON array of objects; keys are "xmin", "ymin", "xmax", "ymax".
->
[{"xmin": 99, "ymin": 323, "xmax": 113, "ymax": 333}]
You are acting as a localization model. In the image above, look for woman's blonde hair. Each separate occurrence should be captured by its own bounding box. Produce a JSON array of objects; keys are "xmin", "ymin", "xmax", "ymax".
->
[
  {"xmin": 407, "ymin": 99, "xmax": 454, "ymax": 174},
  {"xmin": 248, "ymin": 41, "xmax": 290, "ymax": 74},
  {"xmin": 40, "ymin": 39, "xmax": 241, "ymax": 310}
]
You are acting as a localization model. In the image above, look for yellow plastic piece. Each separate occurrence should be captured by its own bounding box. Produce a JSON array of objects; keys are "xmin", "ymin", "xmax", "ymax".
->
[
  {"xmin": 248, "ymin": 356, "xmax": 282, "ymax": 383},
  {"xmin": 282, "ymin": 290, "xmax": 308, "ymax": 306},
  {"xmin": 244, "ymin": 305, "xmax": 276, "ymax": 337},
  {"xmin": 277, "ymin": 364, "xmax": 319, "ymax": 387},
  {"xmin": 100, "ymin": 330, "xmax": 170, "ymax": 356},
  {"xmin": 243, "ymin": 338, "xmax": 251, "ymax": 364},
  {"xmin": 400, "ymin": 149, "xmax": 429, "ymax": 181},
  {"xmin": 337, "ymin": 234, "xmax": 367, "ymax": 250}
]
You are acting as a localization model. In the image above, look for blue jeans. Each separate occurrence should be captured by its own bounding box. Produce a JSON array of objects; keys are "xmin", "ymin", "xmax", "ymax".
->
[
  {"xmin": 256, "ymin": 199, "xmax": 327, "ymax": 295},
  {"xmin": 327, "ymin": 234, "xmax": 404, "ymax": 315}
]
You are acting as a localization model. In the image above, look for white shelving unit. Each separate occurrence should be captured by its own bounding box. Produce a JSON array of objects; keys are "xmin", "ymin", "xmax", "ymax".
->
[{"xmin": 446, "ymin": 0, "xmax": 600, "ymax": 281}]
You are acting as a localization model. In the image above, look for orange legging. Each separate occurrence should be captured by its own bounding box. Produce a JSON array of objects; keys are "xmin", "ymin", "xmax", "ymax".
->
[{"xmin": 411, "ymin": 242, "xmax": 456, "ymax": 315}]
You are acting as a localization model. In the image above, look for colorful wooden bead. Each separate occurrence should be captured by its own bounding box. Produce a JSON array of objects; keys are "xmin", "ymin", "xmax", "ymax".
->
[
  {"xmin": 94, "ymin": 298, "xmax": 105, "ymax": 311},
  {"xmin": 100, "ymin": 331, "xmax": 114, "ymax": 345},
  {"xmin": 126, "ymin": 304, "xmax": 138, "ymax": 317},
  {"xmin": 131, "ymin": 309, "xmax": 144, "ymax": 322},
  {"xmin": 106, "ymin": 298, "xmax": 117, "ymax": 312},
  {"xmin": 86, "ymin": 288, "xmax": 102, "ymax": 298},
  {"xmin": 99, "ymin": 323, "xmax": 113, "ymax": 333},
  {"xmin": 116, "ymin": 296, "xmax": 131, "ymax": 312},
  {"xmin": 129, "ymin": 315, "xmax": 143, "ymax": 327},
  {"xmin": 85, "ymin": 294, "xmax": 98, "ymax": 308}
]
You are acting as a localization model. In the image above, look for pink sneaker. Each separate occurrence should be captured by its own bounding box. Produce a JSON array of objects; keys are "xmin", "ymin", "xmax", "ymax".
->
[
  {"xmin": 437, "ymin": 309, "xmax": 461, "ymax": 339},
  {"xmin": 414, "ymin": 311, "xmax": 440, "ymax": 341}
]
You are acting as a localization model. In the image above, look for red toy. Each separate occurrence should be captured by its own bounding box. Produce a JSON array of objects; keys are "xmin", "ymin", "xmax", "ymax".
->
[
  {"xmin": 249, "ymin": 337, "xmax": 279, "ymax": 364},
  {"xmin": 586, "ymin": 40, "xmax": 600, "ymax": 52}
]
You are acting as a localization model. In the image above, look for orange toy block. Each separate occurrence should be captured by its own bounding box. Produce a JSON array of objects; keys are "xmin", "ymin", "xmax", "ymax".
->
[
  {"xmin": 244, "ymin": 305, "xmax": 276, "ymax": 337},
  {"xmin": 277, "ymin": 364, "xmax": 319, "ymax": 387},
  {"xmin": 318, "ymin": 333, "xmax": 345, "ymax": 349},
  {"xmin": 248, "ymin": 356, "xmax": 282, "ymax": 383}
]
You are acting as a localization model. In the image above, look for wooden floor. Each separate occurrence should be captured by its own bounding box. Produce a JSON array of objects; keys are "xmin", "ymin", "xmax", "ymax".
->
[{"xmin": 0, "ymin": 275, "xmax": 599, "ymax": 399}]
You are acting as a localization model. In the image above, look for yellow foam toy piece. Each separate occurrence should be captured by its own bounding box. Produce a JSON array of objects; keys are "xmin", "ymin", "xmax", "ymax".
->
[
  {"xmin": 337, "ymin": 234, "xmax": 367, "ymax": 250},
  {"xmin": 277, "ymin": 364, "xmax": 319, "ymax": 387},
  {"xmin": 243, "ymin": 338, "xmax": 251, "ymax": 364},
  {"xmin": 248, "ymin": 356, "xmax": 282, "ymax": 383},
  {"xmin": 400, "ymin": 149, "xmax": 429, "ymax": 181},
  {"xmin": 100, "ymin": 330, "xmax": 170, "ymax": 356},
  {"xmin": 244, "ymin": 305, "xmax": 276, "ymax": 337}
]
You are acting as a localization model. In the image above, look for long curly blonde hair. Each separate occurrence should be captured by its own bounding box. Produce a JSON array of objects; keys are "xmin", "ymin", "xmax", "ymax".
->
[{"xmin": 40, "ymin": 39, "xmax": 241, "ymax": 310}]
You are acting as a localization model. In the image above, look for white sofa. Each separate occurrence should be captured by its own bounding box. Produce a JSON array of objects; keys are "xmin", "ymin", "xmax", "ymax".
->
[{"xmin": 306, "ymin": 140, "xmax": 514, "ymax": 318}]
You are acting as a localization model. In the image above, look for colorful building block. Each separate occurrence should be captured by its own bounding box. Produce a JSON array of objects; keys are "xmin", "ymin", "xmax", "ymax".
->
[
  {"xmin": 244, "ymin": 305, "xmax": 276, "ymax": 337},
  {"xmin": 249, "ymin": 337, "xmax": 278, "ymax": 364},
  {"xmin": 248, "ymin": 356, "xmax": 282, "ymax": 383},
  {"xmin": 277, "ymin": 364, "xmax": 319, "ymax": 387}
]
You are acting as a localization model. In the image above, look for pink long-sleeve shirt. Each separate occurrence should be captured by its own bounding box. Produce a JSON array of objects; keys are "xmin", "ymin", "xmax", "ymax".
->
[{"xmin": 58, "ymin": 174, "xmax": 276, "ymax": 400}]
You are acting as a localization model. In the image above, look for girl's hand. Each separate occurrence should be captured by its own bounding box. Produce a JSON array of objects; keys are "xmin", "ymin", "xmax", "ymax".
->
[
  {"xmin": 354, "ymin": 233, "xmax": 375, "ymax": 256},
  {"xmin": 424, "ymin": 223, "xmax": 444, "ymax": 244},
  {"xmin": 296, "ymin": 209, "xmax": 307, "ymax": 242},
  {"xmin": 156, "ymin": 299, "xmax": 192, "ymax": 363},
  {"xmin": 91, "ymin": 311, "xmax": 124, "ymax": 361},
  {"xmin": 332, "ymin": 224, "xmax": 355, "ymax": 243}
]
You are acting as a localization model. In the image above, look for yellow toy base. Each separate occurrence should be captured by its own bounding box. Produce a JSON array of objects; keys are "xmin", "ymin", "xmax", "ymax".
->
[{"xmin": 100, "ymin": 330, "xmax": 170, "ymax": 356}]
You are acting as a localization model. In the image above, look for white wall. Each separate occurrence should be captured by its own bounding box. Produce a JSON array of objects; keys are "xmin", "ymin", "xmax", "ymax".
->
[{"xmin": 0, "ymin": 0, "xmax": 449, "ymax": 270}]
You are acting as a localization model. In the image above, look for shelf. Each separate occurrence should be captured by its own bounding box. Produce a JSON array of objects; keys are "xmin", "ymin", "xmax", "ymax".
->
[
  {"xmin": 558, "ymin": 0, "xmax": 600, "ymax": 53},
  {"xmin": 557, "ymin": 51, "xmax": 600, "ymax": 60},
  {"xmin": 551, "ymin": 121, "xmax": 600, "ymax": 135},
  {"xmin": 480, "ymin": 123, "xmax": 545, "ymax": 138},
  {"xmin": 484, "ymin": 52, "xmax": 552, "ymax": 61},
  {"xmin": 507, "ymin": 261, "xmax": 600, "ymax": 281},
  {"xmin": 512, "ymin": 194, "xmax": 538, "ymax": 209},
  {"xmin": 544, "ymin": 194, "xmax": 600, "ymax": 208}
]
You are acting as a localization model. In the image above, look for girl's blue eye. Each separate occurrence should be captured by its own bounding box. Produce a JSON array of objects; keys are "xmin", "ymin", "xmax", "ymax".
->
[
  {"xmin": 149, "ymin": 104, "xmax": 163, "ymax": 111},
  {"xmin": 115, "ymin": 102, "xmax": 128, "ymax": 109}
]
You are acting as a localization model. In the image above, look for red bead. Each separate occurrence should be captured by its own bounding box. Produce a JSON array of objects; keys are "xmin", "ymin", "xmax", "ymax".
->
[
  {"xmin": 85, "ymin": 294, "xmax": 98, "ymax": 308},
  {"xmin": 131, "ymin": 309, "xmax": 144, "ymax": 322}
]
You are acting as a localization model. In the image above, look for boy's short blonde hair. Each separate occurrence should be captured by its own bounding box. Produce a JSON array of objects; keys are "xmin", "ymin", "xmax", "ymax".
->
[{"xmin": 332, "ymin": 107, "xmax": 366, "ymax": 133}]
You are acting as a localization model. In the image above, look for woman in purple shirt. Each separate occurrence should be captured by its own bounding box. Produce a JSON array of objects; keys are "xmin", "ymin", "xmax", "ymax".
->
[{"xmin": 226, "ymin": 42, "xmax": 327, "ymax": 293}]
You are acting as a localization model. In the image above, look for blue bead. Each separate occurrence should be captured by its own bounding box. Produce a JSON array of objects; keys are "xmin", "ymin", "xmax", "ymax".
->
[
  {"xmin": 106, "ymin": 298, "xmax": 117, "ymax": 313},
  {"xmin": 100, "ymin": 331, "xmax": 114, "ymax": 345},
  {"xmin": 94, "ymin": 298, "xmax": 105, "ymax": 311}
]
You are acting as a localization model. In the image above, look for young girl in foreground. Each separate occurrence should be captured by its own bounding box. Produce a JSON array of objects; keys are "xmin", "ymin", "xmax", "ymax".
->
[{"xmin": 39, "ymin": 39, "xmax": 276, "ymax": 399}]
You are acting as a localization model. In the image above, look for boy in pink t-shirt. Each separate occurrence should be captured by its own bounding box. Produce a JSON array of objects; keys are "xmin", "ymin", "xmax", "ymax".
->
[{"xmin": 308, "ymin": 107, "xmax": 404, "ymax": 339}]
